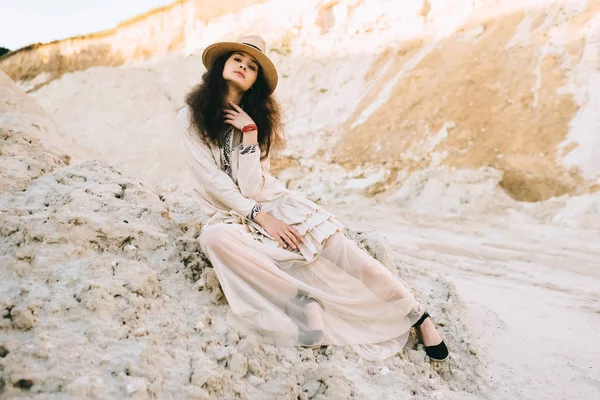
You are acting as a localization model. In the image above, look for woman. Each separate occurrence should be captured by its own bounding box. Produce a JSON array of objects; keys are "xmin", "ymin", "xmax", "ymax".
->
[{"xmin": 176, "ymin": 35, "xmax": 449, "ymax": 362}]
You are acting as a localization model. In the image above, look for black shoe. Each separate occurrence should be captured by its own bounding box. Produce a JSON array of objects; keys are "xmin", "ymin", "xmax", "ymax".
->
[
  {"xmin": 285, "ymin": 292, "xmax": 324, "ymax": 348},
  {"xmin": 412, "ymin": 312, "xmax": 449, "ymax": 362}
]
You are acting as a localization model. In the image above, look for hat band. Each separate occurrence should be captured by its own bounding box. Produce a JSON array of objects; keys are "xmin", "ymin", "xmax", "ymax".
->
[{"xmin": 241, "ymin": 42, "xmax": 263, "ymax": 53}]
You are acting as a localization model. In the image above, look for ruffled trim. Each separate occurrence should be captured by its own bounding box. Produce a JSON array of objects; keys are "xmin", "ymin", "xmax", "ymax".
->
[
  {"xmin": 269, "ymin": 194, "xmax": 324, "ymax": 225},
  {"xmin": 268, "ymin": 194, "xmax": 345, "ymax": 262},
  {"xmin": 297, "ymin": 217, "xmax": 345, "ymax": 262}
]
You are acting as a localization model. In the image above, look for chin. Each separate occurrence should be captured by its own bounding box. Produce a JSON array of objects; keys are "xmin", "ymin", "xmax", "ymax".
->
[{"xmin": 226, "ymin": 76, "xmax": 250, "ymax": 92}]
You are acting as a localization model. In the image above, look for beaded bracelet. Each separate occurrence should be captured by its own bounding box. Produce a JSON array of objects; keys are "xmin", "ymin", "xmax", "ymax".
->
[{"xmin": 241, "ymin": 124, "xmax": 258, "ymax": 133}]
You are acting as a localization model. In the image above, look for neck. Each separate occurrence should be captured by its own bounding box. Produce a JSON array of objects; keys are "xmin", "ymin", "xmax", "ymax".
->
[{"xmin": 224, "ymin": 85, "xmax": 244, "ymax": 107}]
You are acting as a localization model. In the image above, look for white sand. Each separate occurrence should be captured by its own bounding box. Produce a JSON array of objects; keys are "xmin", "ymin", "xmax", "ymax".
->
[
  {"xmin": 2, "ymin": 0, "xmax": 600, "ymax": 398},
  {"xmin": 328, "ymin": 201, "xmax": 600, "ymax": 399}
]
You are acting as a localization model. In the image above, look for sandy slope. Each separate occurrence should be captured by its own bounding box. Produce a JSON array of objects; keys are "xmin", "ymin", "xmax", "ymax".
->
[
  {"xmin": 329, "ymin": 201, "xmax": 600, "ymax": 399},
  {"xmin": 0, "ymin": 69, "xmax": 486, "ymax": 399},
  {"xmin": 2, "ymin": 0, "xmax": 600, "ymax": 398},
  {"xmin": 0, "ymin": 136, "xmax": 483, "ymax": 399}
]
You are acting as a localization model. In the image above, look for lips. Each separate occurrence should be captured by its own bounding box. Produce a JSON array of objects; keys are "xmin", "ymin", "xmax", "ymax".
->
[{"xmin": 234, "ymin": 71, "xmax": 245, "ymax": 79}]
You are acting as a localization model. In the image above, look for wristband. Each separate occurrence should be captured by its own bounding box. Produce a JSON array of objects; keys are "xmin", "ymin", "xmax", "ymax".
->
[{"xmin": 241, "ymin": 124, "xmax": 258, "ymax": 133}]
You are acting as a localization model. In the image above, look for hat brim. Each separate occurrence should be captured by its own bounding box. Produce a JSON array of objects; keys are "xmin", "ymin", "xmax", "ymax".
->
[{"xmin": 202, "ymin": 42, "xmax": 278, "ymax": 94}]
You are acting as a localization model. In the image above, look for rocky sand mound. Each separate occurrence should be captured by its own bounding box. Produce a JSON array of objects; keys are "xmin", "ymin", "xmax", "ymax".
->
[{"xmin": 0, "ymin": 75, "xmax": 482, "ymax": 399}]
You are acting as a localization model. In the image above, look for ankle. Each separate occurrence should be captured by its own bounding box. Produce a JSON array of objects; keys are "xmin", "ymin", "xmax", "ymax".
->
[
  {"xmin": 418, "ymin": 319, "xmax": 442, "ymax": 346},
  {"xmin": 305, "ymin": 302, "xmax": 323, "ymax": 331}
]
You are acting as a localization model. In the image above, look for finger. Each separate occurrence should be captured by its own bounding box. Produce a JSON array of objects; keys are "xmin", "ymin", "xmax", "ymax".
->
[
  {"xmin": 229, "ymin": 101, "xmax": 243, "ymax": 112},
  {"xmin": 285, "ymin": 232, "xmax": 298, "ymax": 250},
  {"xmin": 222, "ymin": 109, "xmax": 237, "ymax": 116},
  {"xmin": 271, "ymin": 230, "xmax": 286, "ymax": 248},
  {"xmin": 285, "ymin": 230, "xmax": 301, "ymax": 250},
  {"xmin": 276, "ymin": 235, "xmax": 287, "ymax": 249},
  {"xmin": 289, "ymin": 226, "xmax": 304, "ymax": 243},
  {"xmin": 284, "ymin": 227, "xmax": 301, "ymax": 248},
  {"xmin": 280, "ymin": 231, "xmax": 297, "ymax": 250}
]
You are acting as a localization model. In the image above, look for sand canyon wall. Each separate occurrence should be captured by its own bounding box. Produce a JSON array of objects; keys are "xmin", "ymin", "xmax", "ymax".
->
[{"xmin": 1, "ymin": 0, "xmax": 599, "ymax": 203}]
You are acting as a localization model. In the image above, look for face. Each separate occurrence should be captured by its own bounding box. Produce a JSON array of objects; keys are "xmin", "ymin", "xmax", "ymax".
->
[{"xmin": 222, "ymin": 51, "xmax": 259, "ymax": 92}]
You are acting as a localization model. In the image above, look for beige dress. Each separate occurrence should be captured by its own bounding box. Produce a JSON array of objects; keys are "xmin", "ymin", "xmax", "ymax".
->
[{"xmin": 176, "ymin": 106, "xmax": 422, "ymax": 361}]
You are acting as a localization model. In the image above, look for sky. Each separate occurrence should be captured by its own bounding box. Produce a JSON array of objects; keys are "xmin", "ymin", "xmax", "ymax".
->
[{"xmin": 0, "ymin": 0, "xmax": 175, "ymax": 50}]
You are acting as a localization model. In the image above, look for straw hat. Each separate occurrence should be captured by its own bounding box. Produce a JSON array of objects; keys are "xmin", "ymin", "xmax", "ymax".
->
[{"xmin": 202, "ymin": 35, "xmax": 278, "ymax": 94}]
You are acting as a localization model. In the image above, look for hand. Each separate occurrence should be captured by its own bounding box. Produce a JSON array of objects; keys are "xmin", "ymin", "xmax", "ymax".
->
[
  {"xmin": 223, "ymin": 101, "xmax": 256, "ymax": 131},
  {"xmin": 254, "ymin": 211, "xmax": 304, "ymax": 250}
]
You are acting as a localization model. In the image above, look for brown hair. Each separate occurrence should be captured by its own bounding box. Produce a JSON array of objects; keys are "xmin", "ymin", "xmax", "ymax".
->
[{"xmin": 185, "ymin": 52, "xmax": 285, "ymax": 159}]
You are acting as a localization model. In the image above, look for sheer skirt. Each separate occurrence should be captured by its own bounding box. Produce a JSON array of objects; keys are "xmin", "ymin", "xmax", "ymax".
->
[{"xmin": 199, "ymin": 196, "xmax": 423, "ymax": 360}]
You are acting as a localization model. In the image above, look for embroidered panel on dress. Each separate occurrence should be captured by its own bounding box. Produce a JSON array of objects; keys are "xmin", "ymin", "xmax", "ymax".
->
[
  {"xmin": 248, "ymin": 202, "xmax": 262, "ymax": 220},
  {"xmin": 221, "ymin": 126, "xmax": 234, "ymax": 177},
  {"xmin": 240, "ymin": 143, "xmax": 258, "ymax": 155},
  {"xmin": 221, "ymin": 126, "xmax": 262, "ymax": 220}
]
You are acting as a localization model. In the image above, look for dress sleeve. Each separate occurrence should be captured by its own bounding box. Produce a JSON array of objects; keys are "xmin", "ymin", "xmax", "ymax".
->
[
  {"xmin": 176, "ymin": 108, "xmax": 261, "ymax": 220},
  {"xmin": 237, "ymin": 143, "xmax": 269, "ymax": 198}
]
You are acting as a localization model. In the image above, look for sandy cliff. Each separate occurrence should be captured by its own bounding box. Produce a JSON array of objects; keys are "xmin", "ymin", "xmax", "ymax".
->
[
  {"xmin": 0, "ymin": 1, "xmax": 272, "ymax": 89},
  {"xmin": 2, "ymin": 0, "xmax": 598, "ymax": 204}
]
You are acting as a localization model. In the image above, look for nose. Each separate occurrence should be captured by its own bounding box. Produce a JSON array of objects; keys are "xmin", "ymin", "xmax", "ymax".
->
[{"xmin": 239, "ymin": 65, "xmax": 246, "ymax": 70}]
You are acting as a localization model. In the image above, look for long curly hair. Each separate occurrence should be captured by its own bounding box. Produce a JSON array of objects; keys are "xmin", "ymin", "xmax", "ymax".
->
[{"xmin": 185, "ymin": 51, "xmax": 285, "ymax": 160}]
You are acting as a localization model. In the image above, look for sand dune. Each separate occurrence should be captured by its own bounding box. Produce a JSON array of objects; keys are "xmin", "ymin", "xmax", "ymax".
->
[
  {"xmin": 1, "ymin": 79, "xmax": 482, "ymax": 398},
  {"xmin": 1, "ymin": 0, "xmax": 599, "ymax": 398}
]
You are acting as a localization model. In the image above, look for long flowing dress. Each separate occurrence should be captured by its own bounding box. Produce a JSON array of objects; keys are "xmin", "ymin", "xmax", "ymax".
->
[{"xmin": 176, "ymin": 106, "xmax": 422, "ymax": 361}]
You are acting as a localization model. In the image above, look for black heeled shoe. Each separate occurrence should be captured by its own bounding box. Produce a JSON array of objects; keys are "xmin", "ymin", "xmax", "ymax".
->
[
  {"xmin": 412, "ymin": 312, "xmax": 449, "ymax": 362},
  {"xmin": 285, "ymin": 292, "xmax": 324, "ymax": 348}
]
